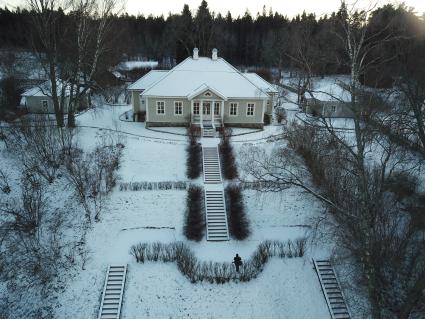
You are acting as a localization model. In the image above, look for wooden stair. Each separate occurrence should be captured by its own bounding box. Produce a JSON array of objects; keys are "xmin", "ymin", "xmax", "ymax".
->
[
  {"xmin": 98, "ymin": 265, "xmax": 127, "ymax": 319},
  {"xmin": 204, "ymin": 189, "xmax": 229, "ymax": 241},
  {"xmin": 313, "ymin": 259, "xmax": 351, "ymax": 319},
  {"xmin": 202, "ymin": 147, "xmax": 222, "ymax": 184}
]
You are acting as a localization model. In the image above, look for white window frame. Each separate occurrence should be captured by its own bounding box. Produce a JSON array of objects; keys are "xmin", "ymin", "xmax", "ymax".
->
[
  {"xmin": 193, "ymin": 101, "xmax": 200, "ymax": 115},
  {"xmin": 246, "ymin": 102, "xmax": 255, "ymax": 116},
  {"xmin": 41, "ymin": 100, "xmax": 49, "ymax": 110},
  {"xmin": 174, "ymin": 101, "xmax": 183, "ymax": 116},
  {"xmin": 229, "ymin": 102, "xmax": 238, "ymax": 116},
  {"xmin": 156, "ymin": 101, "xmax": 165, "ymax": 115},
  {"xmin": 214, "ymin": 102, "xmax": 220, "ymax": 116}
]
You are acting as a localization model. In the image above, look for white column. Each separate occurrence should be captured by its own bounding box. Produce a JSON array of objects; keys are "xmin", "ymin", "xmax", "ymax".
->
[
  {"xmin": 190, "ymin": 100, "xmax": 193, "ymax": 124},
  {"xmin": 262, "ymin": 99, "xmax": 266, "ymax": 124},
  {"xmin": 200, "ymin": 99, "xmax": 203, "ymax": 127},
  {"xmin": 145, "ymin": 97, "xmax": 149, "ymax": 122},
  {"xmin": 221, "ymin": 100, "xmax": 225, "ymax": 125}
]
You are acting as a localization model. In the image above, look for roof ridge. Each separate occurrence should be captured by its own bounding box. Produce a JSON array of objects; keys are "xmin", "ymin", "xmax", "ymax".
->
[
  {"xmin": 141, "ymin": 57, "xmax": 191, "ymax": 95},
  {"xmin": 219, "ymin": 58, "xmax": 269, "ymax": 96}
]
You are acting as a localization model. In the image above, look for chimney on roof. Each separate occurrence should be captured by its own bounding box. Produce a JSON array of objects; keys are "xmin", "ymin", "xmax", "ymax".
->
[
  {"xmin": 193, "ymin": 48, "xmax": 199, "ymax": 60},
  {"xmin": 212, "ymin": 48, "xmax": 218, "ymax": 60}
]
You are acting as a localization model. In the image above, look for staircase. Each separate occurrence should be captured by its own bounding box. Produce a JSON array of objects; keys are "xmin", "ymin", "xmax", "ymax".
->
[
  {"xmin": 313, "ymin": 259, "xmax": 351, "ymax": 319},
  {"xmin": 202, "ymin": 147, "xmax": 222, "ymax": 184},
  {"xmin": 98, "ymin": 265, "xmax": 127, "ymax": 319},
  {"xmin": 205, "ymin": 188, "xmax": 229, "ymax": 241},
  {"xmin": 202, "ymin": 126, "xmax": 215, "ymax": 137}
]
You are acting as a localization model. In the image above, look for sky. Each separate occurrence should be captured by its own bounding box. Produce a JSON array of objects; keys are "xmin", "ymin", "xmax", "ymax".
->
[{"xmin": 1, "ymin": 0, "xmax": 425, "ymax": 18}]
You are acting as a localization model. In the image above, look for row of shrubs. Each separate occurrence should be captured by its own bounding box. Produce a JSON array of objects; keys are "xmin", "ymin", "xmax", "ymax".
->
[
  {"xmin": 130, "ymin": 239, "xmax": 307, "ymax": 284},
  {"xmin": 186, "ymin": 126, "xmax": 202, "ymax": 179},
  {"xmin": 119, "ymin": 181, "xmax": 188, "ymax": 191},
  {"xmin": 183, "ymin": 185, "xmax": 205, "ymax": 241},
  {"xmin": 225, "ymin": 185, "xmax": 250, "ymax": 240},
  {"xmin": 219, "ymin": 128, "xmax": 238, "ymax": 180}
]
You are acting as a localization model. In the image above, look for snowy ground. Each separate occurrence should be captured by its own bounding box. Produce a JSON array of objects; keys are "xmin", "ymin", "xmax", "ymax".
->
[{"xmin": 42, "ymin": 104, "xmax": 339, "ymax": 319}]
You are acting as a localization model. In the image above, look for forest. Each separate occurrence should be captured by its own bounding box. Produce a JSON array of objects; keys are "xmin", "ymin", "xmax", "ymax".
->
[{"xmin": 0, "ymin": 0, "xmax": 424, "ymax": 84}]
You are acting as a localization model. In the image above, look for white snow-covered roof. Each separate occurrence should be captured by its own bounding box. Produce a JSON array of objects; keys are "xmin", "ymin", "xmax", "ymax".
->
[
  {"xmin": 117, "ymin": 61, "xmax": 159, "ymax": 71},
  {"xmin": 187, "ymin": 83, "xmax": 227, "ymax": 100},
  {"xmin": 141, "ymin": 57, "xmax": 270, "ymax": 99},
  {"xmin": 308, "ymin": 77, "xmax": 351, "ymax": 102},
  {"xmin": 127, "ymin": 70, "xmax": 168, "ymax": 91},
  {"xmin": 243, "ymin": 73, "xmax": 278, "ymax": 94},
  {"xmin": 22, "ymin": 80, "xmax": 88, "ymax": 98}
]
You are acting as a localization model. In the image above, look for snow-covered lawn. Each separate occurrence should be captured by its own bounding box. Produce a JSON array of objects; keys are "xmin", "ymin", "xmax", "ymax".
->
[
  {"xmin": 46, "ymin": 105, "xmax": 334, "ymax": 318},
  {"xmin": 123, "ymin": 258, "xmax": 329, "ymax": 319}
]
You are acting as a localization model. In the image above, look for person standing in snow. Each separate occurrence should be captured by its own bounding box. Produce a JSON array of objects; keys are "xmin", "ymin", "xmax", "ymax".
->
[{"xmin": 233, "ymin": 254, "xmax": 242, "ymax": 272}]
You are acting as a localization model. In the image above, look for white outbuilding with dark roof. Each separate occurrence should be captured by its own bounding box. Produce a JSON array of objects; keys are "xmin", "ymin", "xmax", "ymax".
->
[{"xmin": 128, "ymin": 48, "xmax": 277, "ymax": 130}]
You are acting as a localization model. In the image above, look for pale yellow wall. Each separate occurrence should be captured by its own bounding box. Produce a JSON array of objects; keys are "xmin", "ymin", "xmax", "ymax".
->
[
  {"xmin": 145, "ymin": 96, "xmax": 266, "ymax": 126},
  {"xmin": 147, "ymin": 97, "xmax": 191, "ymax": 123},
  {"xmin": 223, "ymin": 99, "xmax": 265, "ymax": 124},
  {"xmin": 25, "ymin": 96, "xmax": 70, "ymax": 113}
]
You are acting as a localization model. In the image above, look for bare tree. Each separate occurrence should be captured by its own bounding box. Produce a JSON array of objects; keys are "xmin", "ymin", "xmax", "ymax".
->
[{"xmin": 26, "ymin": 0, "xmax": 121, "ymax": 127}]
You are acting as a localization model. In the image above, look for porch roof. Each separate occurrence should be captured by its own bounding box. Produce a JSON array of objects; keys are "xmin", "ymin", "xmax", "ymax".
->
[{"xmin": 187, "ymin": 84, "xmax": 227, "ymax": 101}]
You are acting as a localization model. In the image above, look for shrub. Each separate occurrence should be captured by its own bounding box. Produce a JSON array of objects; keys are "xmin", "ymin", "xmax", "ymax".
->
[
  {"xmin": 263, "ymin": 114, "xmax": 271, "ymax": 125},
  {"xmin": 225, "ymin": 185, "xmax": 250, "ymax": 240},
  {"xmin": 186, "ymin": 126, "xmax": 202, "ymax": 179},
  {"xmin": 130, "ymin": 239, "xmax": 306, "ymax": 284},
  {"xmin": 136, "ymin": 111, "xmax": 146, "ymax": 122},
  {"xmin": 384, "ymin": 171, "xmax": 418, "ymax": 200},
  {"xmin": 275, "ymin": 108, "xmax": 287, "ymax": 123},
  {"xmin": 219, "ymin": 130, "xmax": 238, "ymax": 180},
  {"xmin": 119, "ymin": 181, "xmax": 187, "ymax": 191},
  {"xmin": 183, "ymin": 185, "xmax": 205, "ymax": 241}
]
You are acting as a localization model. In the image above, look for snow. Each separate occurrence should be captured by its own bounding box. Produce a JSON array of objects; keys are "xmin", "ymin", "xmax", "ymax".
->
[
  {"xmin": 141, "ymin": 57, "xmax": 270, "ymax": 99},
  {"xmin": 118, "ymin": 61, "xmax": 159, "ymax": 71},
  {"xmin": 243, "ymin": 72, "xmax": 278, "ymax": 93},
  {"xmin": 127, "ymin": 70, "xmax": 168, "ymax": 91},
  {"xmin": 123, "ymin": 258, "xmax": 329, "ymax": 319},
  {"xmin": 1, "ymin": 102, "xmax": 341, "ymax": 318}
]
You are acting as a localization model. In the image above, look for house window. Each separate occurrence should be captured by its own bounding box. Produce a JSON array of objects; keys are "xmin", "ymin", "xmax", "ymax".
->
[
  {"xmin": 247, "ymin": 103, "xmax": 255, "ymax": 116},
  {"xmin": 214, "ymin": 102, "xmax": 220, "ymax": 115},
  {"xmin": 41, "ymin": 100, "xmax": 49, "ymax": 111},
  {"xmin": 331, "ymin": 105, "xmax": 337, "ymax": 113},
  {"xmin": 203, "ymin": 102, "xmax": 211, "ymax": 115},
  {"xmin": 193, "ymin": 102, "xmax": 200, "ymax": 115},
  {"xmin": 156, "ymin": 101, "xmax": 165, "ymax": 115},
  {"xmin": 230, "ymin": 103, "xmax": 238, "ymax": 116},
  {"xmin": 174, "ymin": 101, "xmax": 183, "ymax": 115}
]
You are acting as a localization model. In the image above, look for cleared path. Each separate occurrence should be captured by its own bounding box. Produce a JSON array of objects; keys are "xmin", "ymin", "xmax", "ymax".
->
[
  {"xmin": 313, "ymin": 259, "xmax": 351, "ymax": 319},
  {"xmin": 205, "ymin": 187, "xmax": 229, "ymax": 241},
  {"xmin": 98, "ymin": 265, "xmax": 127, "ymax": 319},
  {"xmin": 202, "ymin": 146, "xmax": 222, "ymax": 184}
]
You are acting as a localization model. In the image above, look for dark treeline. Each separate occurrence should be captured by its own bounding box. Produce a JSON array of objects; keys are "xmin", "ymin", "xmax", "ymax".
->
[{"xmin": 0, "ymin": 1, "xmax": 424, "ymax": 83}]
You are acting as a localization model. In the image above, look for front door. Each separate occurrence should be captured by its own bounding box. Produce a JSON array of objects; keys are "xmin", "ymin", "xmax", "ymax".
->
[{"xmin": 203, "ymin": 101, "xmax": 212, "ymax": 121}]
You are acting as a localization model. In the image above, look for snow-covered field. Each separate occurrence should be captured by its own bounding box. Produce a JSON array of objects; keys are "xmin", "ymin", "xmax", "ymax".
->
[
  {"xmin": 45, "ymin": 104, "xmax": 335, "ymax": 318},
  {"xmin": 0, "ymin": 102, "xmax": 341, "ymax": 318}
]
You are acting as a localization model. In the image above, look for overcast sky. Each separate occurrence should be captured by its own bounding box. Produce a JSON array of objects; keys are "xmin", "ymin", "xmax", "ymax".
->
[{"xmin": 1, "ymin": 0, "xmax": 425, "ymax": 17}]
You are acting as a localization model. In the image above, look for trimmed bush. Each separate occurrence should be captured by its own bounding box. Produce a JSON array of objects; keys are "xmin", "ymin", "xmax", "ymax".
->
[
  {"xmin": 119, "ymin": 181, "xmax": 188, "ymax": 191},
  {"xmin": 183, "ymin": 185, "xmax": 205, "ymax": 241},
  {"xmin": 225, "ymin": 185, "xmax": 250, "ymax": 240},
  {"xmin": 186, "ymin": 126, "xmax": 202, "ymax": 179},
  {"xmin": 219, "ymin": 129, "xmax": 238, "ymax": 180},
  {"xmin": 130, "ymin": 239, "xmax": 307, "ymax": 284}
]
